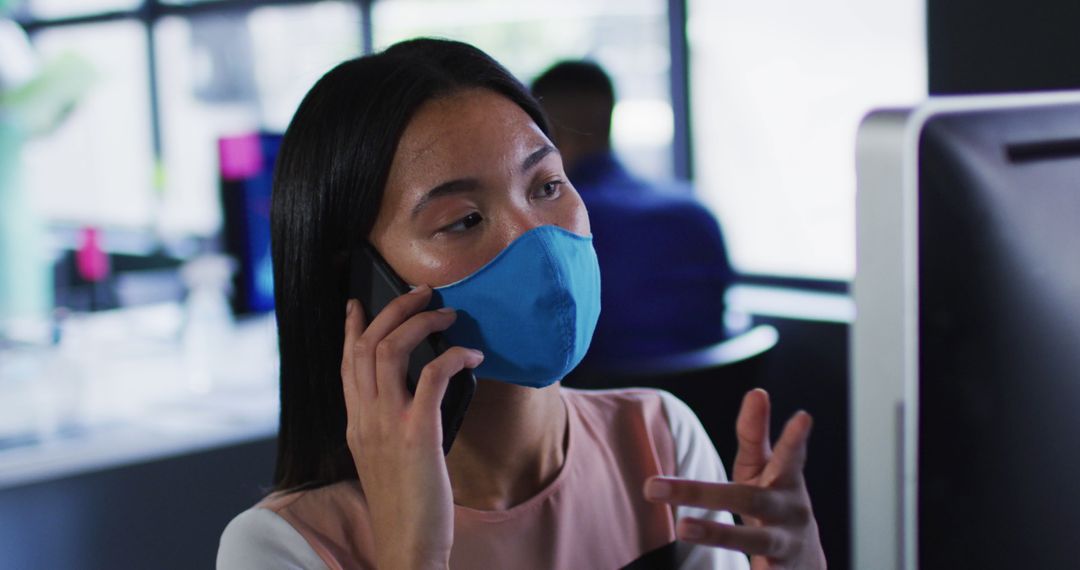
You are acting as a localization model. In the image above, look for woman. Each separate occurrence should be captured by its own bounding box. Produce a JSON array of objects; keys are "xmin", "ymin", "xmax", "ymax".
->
[{"xmin": 218, "ymin": 39, "xmax": 826, "ymax": 569}]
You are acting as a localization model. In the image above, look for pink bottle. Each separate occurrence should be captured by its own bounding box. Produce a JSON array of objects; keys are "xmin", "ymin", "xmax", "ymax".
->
[{"xmin": 75, "ymin": 227, "xmax": 109, "ymax": 283}]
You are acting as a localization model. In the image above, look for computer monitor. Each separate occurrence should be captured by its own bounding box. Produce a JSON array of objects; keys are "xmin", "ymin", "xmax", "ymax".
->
[
  {"xmin": 218, "ymin": 132, "xmax": 281, "ymax": 314},
  {"xmin": 852, "ymin": 92, "xmax": 1080, "ymax": 569}
]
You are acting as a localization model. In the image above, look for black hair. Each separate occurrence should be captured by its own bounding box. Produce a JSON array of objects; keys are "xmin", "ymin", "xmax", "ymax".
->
[{"xmin": 270, "ymin": 38, "xmax": 550, "ymax": 492}]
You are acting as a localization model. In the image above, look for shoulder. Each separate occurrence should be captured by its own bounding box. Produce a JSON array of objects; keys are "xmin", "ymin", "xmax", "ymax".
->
[
  {"xmin": 562, "ymin": 388, "xmax": 748, "ymax": 570},
  {"xmin": 562, "ymin": 387, "xmax": 680, "ymax": 474},
  {"xmin": 563, "ymin": 387, "xmax": 727, "ymax": 480},
  {"xmin": 217, "ymin": 506, "xmax": 327, "ymax": 570},
  {"xmin": 562, "ymin": 388, "xmax": 712, "ymax": 467},
  {"xmin": 655, "ymin": 390, "xmax": 730, "ymax": 484},
  {"xmin": 653, "ymin": 391, "xmax": 714, "ymax": 463},
  {"xmin": 562, "ymin": 386, "xmax": 697, "ymax": 429},
  {"xmin": 561, "ymin": 386, "xmax": 672, "ymax": 423}
]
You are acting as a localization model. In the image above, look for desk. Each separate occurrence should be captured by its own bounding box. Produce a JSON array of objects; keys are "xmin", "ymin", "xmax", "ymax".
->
[
  {"xmin": 0, "ymin": 304, "xmax": 281, "ymax": 569},
  {"xmin": 0, "ymin": 303, "xmax": 280, "ymax": 488}
]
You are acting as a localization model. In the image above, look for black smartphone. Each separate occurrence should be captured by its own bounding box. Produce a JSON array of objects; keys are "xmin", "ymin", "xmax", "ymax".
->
[{"xmin": 349, "ymin": 242, "xmax": 476, "ymax": 455}]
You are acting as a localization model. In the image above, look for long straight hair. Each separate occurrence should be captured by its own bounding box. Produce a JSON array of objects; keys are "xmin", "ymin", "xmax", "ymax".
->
[{"xmin": 270, "ymin": 39, "xmax": 551, "ymax": 492}]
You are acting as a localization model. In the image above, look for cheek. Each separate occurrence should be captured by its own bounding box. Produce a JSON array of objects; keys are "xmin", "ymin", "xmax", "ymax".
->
[
  {"xmin": 387, "ymin": 240, "xmax": 499, "ymax": 288},
  {"xmin": 390, "ymin": 243, "xmax": 458, "ymax": 287},
  {"xmin": 370, "ymin": 213, "xmax": 490, "ymax": 288},
  {"xmin": 563, "ymin": 191, "xmax": 592, "ymax": 237},
  {"xmin": 368, "ymin": 226, "xmax": 442, "ymax": 287}
]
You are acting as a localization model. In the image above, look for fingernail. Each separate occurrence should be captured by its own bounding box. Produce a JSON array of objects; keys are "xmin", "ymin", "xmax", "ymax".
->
[
  {"xmin": 437, "ymin": 307, "xmax": 456, "ymax": 314},
  {"xmin": 346, "ymin": 300, "xmax": 355, "ymax": 315},
  {"xmin": 408, "ymin": 284, "xmax": 430, "ymax": 295},
  {"xmin": 679, "ymin": 522, "xmax": 704, "ymax": 541},
  {"xmin": 468, "ymin": 349, "xmax": 484, "ymax": 361},
  {"xmin": 645, "ymin": 480, "xmax": 671, "ymax": 500}
]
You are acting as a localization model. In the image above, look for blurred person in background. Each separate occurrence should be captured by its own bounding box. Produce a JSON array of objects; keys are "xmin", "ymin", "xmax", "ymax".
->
[
  {"xmin": 531, "ymin": 61, "xmax": 736, "ymax": 373},
  {"xmin": 217, "ymin": 39, "xmax": 825, "ymax": 570}
]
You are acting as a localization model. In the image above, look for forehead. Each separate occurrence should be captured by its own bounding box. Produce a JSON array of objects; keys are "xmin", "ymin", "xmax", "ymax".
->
[{"xmin": 392, "ymin": 88, "xmax": 549, "ymax": 175}]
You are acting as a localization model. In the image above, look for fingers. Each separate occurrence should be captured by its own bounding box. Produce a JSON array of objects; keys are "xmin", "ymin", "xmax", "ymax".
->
[
  {"xmin": 644, "ymin": 477, "xmax": 789, "ymax": 522},
  {"xmin": 361, "ymin": 284, "xmax": 435, "ymax": 342},
  {"xmin": 345, "ymin": 284, "xmax": 452, "ymax": 408},
  {"xmin": 763, "ymin": 411, "xmax": 813, "ymax": 485},
  {"xmin": 413, "ymin": 347, "xmax": 484, "ymax": 417},
  {"xmin": 675, "ymin": 517, "xmax": 789, "ymax": 558},
  {"xmin": 733, "ymin": 388, "xmax": 772, "ymax": 483},
  {"xmin": 372, "ymin": 306, "xmax": 459, "ymax": 406},
  {"xmin": 342, "ymin": 298, "xmax": 374, "ymax": 416}
]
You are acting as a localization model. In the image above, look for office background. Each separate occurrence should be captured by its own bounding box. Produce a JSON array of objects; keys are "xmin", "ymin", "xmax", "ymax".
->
[{"xmin": 2, "ymin": 0, "xmax": 1078, "ymax": 568}]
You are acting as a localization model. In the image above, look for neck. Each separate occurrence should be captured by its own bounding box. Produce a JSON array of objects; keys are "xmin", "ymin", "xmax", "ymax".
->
[{"xmin": 445, "ymin": 380, "xmax": 568, "ymax": 511}]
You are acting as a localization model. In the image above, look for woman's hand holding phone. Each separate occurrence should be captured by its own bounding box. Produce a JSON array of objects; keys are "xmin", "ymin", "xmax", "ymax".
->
[
  {"xmin": 341, "ymin": 285, "xmax": 484, "ymax": 570},
  {"xmin": 644, "ymin": 389, "xmax": 827, "ymax": 570}
]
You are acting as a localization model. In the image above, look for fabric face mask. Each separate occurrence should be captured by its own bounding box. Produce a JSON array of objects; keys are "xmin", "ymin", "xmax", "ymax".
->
[{"xmin": 427, "ymin": 225, "xmax": 601, "ymax": 388}]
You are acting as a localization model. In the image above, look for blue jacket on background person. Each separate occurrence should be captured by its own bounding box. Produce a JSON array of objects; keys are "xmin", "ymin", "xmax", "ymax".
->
[
  {"xmin": 568, "ymin": 149, "xmax": 734, "ymax": 370},
  {"xmin": 533, "ymin": 60, "xmax": 735, "ymax": 372}
]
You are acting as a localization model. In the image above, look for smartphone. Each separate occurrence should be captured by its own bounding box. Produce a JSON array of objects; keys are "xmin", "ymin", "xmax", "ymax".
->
[{"xmin": 349, "ymin": 242, "xmax": 476, "ymax": 455}]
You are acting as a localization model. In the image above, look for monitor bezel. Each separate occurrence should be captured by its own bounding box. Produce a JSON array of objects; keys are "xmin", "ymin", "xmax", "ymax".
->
[{"xmin": 851, "ymin": 89, "xmax": 1080, "ymax": 570}]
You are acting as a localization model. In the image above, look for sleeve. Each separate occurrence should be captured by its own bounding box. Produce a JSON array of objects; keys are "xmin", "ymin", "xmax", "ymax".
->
[
  {"xmin": 217, "ymin": 507, "xmax": 328, "ymax": 570},
  {"xmin": 657, "ymin": 390, "xmax": 751, "ymax": 570}
]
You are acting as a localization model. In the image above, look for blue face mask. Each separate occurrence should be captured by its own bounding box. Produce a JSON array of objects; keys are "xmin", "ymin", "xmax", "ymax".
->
[{"xmin": 426, "ymin": 225, "xmax": 601, "ymax": 388}]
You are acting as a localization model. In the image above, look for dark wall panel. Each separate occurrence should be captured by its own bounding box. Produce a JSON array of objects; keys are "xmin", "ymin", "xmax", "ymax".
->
[
  {"xmin": 753, "ymin": 317, "xmax": 850, "ymax": 570},
  {"xmin": 0, "ymin": 438, "xmax": 276, "ymax": 570},
  {"xmin": 929, "ymin": 0, "xmax": 1080, "ymax": 94}
]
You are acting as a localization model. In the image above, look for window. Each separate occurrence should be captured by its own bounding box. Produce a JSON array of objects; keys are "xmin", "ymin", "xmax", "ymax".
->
[
  {"xmin": 15, "ymin": 1, "xmax": 362, "ymax": 237},
  {"xmin": 373, "ymin": 0, "xmax": 675, "ymax": 181},
  {"xmin": 18, "ymin": 0, "xmax": 679, "ymax": 237},
  {"xmin": 22, "ymin": 20, "xmax": 156, "ymax": 229},
  {"xmin": 154, "ymin": 1, "xmax": 361, "ymax": 235},
  {"xmin": 687, "ymin": 0, "xmax": 926, "ymax": 280}
]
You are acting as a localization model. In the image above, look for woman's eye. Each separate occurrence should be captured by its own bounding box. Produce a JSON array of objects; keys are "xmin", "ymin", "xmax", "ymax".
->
[
  {"xmin": 537, "ymin": 180, "xmax": 563, "ymax": 199},
  {"xmin": 442, "ymin": 212, "xmax": 483, "ymax": 233}
]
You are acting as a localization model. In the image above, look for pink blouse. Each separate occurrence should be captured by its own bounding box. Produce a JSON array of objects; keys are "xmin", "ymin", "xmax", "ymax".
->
[{"xmin": 218, "ymin": 388, "xmax": 750, "ymax": 570}]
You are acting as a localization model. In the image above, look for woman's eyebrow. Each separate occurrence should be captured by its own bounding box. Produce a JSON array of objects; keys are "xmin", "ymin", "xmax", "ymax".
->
[
  {"xmin": 410, "ymin": 145, "xmax": 558, "ymax": 219},
  {"xmin": 411, "ymin": 178, "xmax": 480, "ymax": 219},
  {"xmin": 521, "ymin": 144, "xmax": 557, "ymax": 174}
]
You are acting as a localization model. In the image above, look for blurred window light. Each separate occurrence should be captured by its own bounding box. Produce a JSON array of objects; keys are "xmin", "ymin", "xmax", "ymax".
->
[
  {"xmin": 154, "ymin": 1, "xmax": 361, "ymax": 237},
  {"xmin": 688, "ymin": 0, "xmax": 926, "ymax": 280},
  {"xmin": 373, "ymin": 0, "xmax": 675, "ymax": 181},
  {"xmin": 26, "ymin": 0, "xmax": 141, "ymax": 20},
  {"xmin": 23, "ymin": 20, "xmax": 156, "ymax": 229},
  {"xmin": 612, "ymin": 99, "xmax": 673, "ymax": 148}
]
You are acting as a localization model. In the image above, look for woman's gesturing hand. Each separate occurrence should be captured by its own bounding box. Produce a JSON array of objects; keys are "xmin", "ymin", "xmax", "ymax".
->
[
  {"xmin": 644, "ymin": 389, "xmax": 826, "ymax": 570},
  {"xmin": 341, "ymin": 285, "xmax": 484, "ymax": 570}
]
